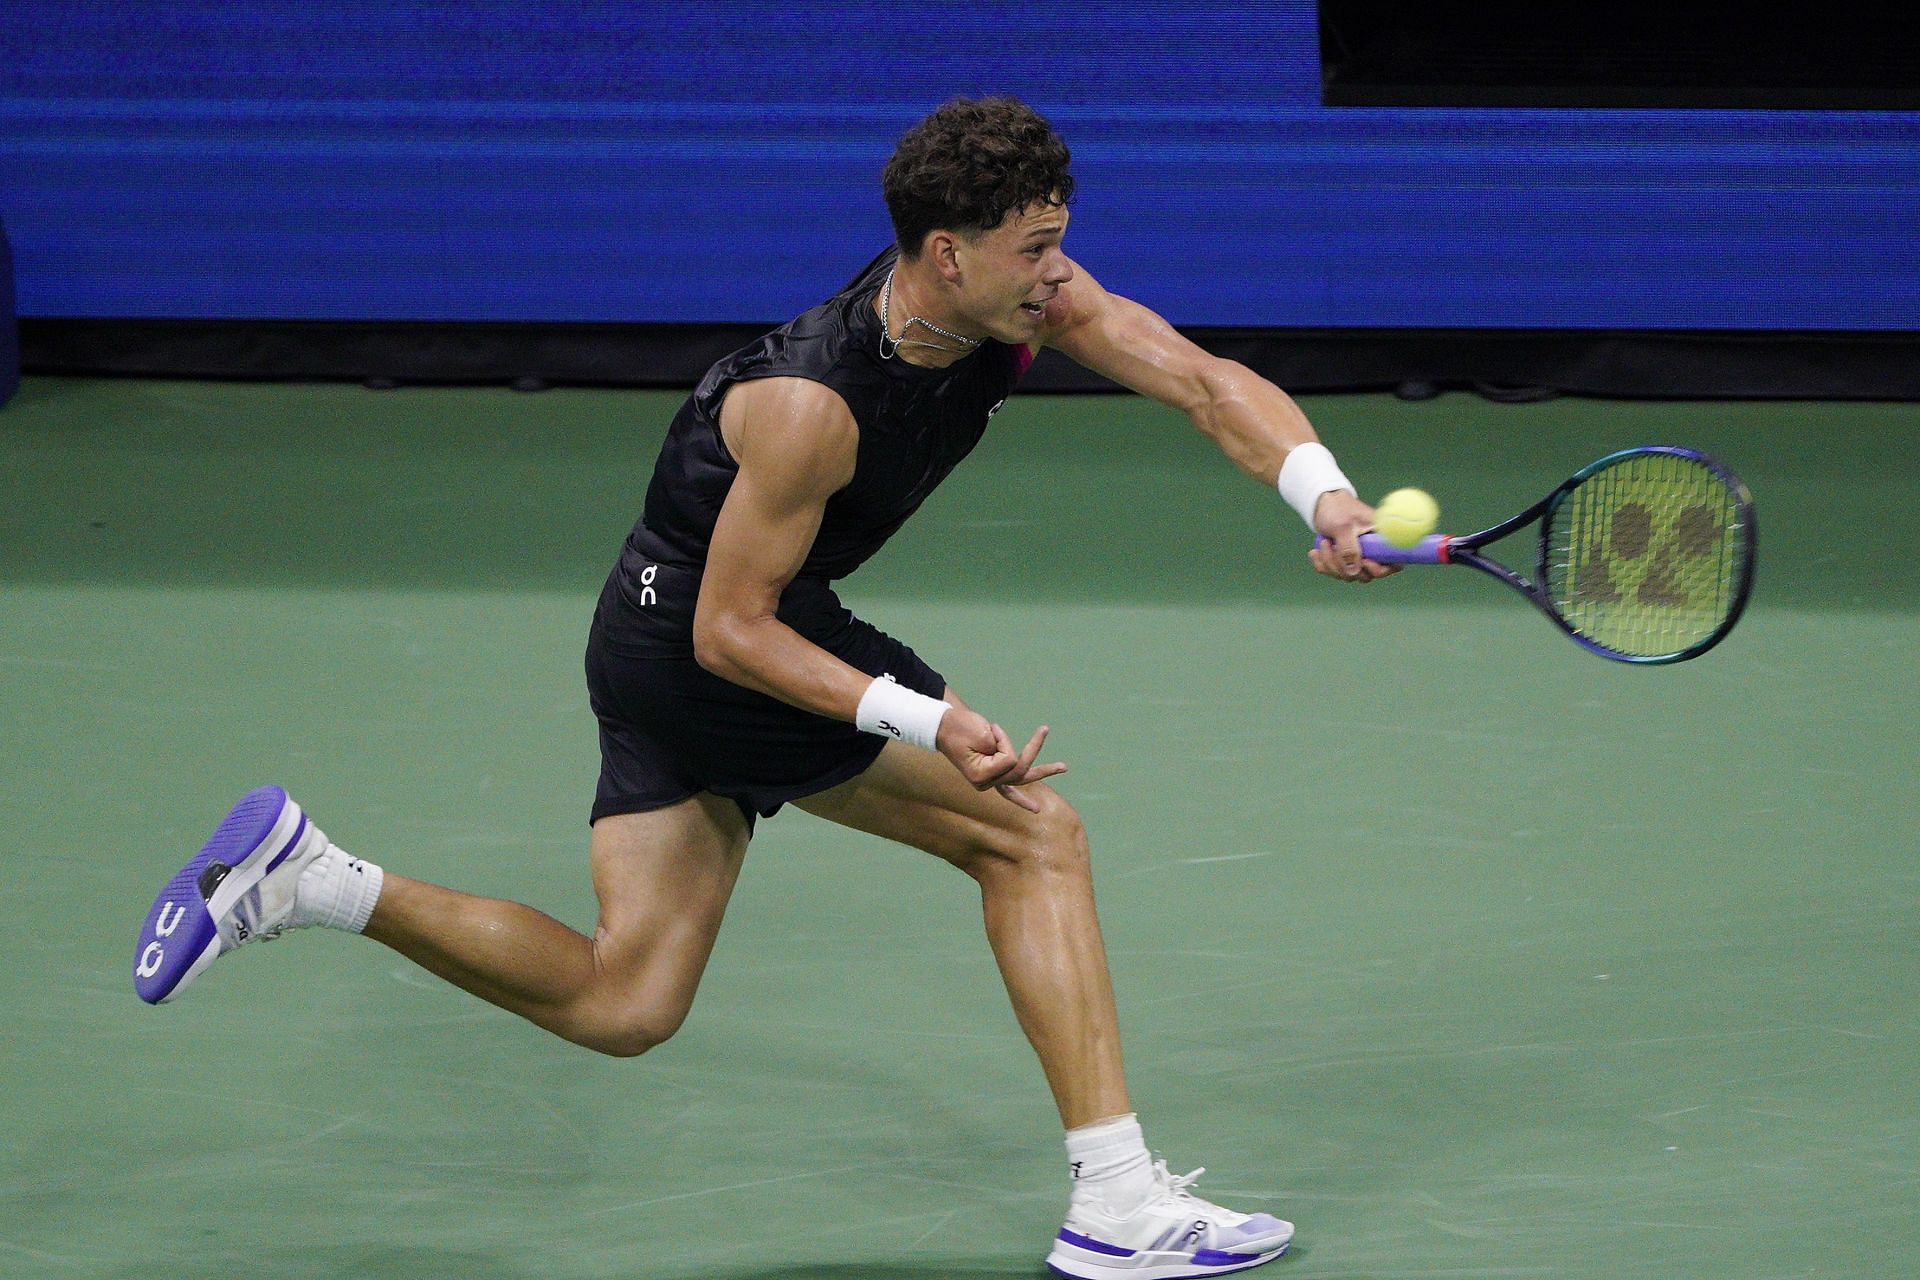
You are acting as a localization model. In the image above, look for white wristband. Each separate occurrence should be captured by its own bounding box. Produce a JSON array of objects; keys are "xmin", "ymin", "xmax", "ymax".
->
[
  {"xmin": 1276, "ymin": 441, "xmax": 1357, "ymax": 529},
  {"xmin": 855, "ymin": 675, "xmax": 951, "ymax": 751}
]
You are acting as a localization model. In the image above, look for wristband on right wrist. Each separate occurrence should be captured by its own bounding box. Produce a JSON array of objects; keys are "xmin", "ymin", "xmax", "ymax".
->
[{"xmin": 1276, "ymin": 441, "xmax": 1357, "ymax": 529}]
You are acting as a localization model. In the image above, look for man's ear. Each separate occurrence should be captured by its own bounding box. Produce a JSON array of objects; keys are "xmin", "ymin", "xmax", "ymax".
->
[{"xmin": 926, "ymin": 230, "xmax": 963, "ymax": 283}]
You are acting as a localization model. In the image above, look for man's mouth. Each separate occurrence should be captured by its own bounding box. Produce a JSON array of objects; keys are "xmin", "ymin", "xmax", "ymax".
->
[{"xmin": 1019, "ymin": 295, "xmax": 1053, "ymax": 316}]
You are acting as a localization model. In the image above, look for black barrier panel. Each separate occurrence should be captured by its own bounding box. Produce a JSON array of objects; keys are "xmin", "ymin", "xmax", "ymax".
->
[
  {"xmin": 1, "ymin": 215, "xmax": 17, "ymax": 408},
  {"xmin": 1321, "ymin": 0, "xmax": 1920, "ymax": 109}
]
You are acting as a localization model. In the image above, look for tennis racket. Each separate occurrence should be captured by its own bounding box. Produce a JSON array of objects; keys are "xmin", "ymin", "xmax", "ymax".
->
[{"xmin": 1329, "ymin": 446, "xmax": 1756, "ymax": 664}]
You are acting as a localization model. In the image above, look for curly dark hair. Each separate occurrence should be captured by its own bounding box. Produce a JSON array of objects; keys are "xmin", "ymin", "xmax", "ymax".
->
[{"xmin": 883, "ymin": 97, "xmax": 1074, "ymax": 258}]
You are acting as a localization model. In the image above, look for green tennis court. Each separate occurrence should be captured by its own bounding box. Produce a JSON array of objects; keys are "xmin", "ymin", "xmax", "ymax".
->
[{"xmin": 3, "ymin": 378, "xmax": 1916, "ymax": 1277}]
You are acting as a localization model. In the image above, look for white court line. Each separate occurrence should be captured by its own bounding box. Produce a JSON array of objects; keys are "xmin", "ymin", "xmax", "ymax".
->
[
  {"xmin": 580, "ymin": 1155, "xmax": 920, "ymax": 1218},
  {"xmin": 0, "ymin": 1238, "xmax": 93, "ymax": 1271},
  {"xmin": 1178, "ymin": 850, "xmax": 1277, "ymax": 865},
  {"xmin": 901, "ymin": 1208, "xmax": 959, "ymax": 1251},
  {"xmin": 283, "ymin": 1114, "xmax": 366, "ymax": 1150},
  {"xmin": 128, "ymin": 1085, "xmax": 354, "ymax": 1120}
]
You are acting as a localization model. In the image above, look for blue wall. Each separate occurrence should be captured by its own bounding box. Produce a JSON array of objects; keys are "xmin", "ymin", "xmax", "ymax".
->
[{"xmin": 2, "ymin": 2, "xmax": 1917, "ymax": 328}]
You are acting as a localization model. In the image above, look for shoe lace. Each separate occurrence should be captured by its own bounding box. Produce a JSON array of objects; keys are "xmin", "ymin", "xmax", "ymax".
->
[{"xmin": 1155, "ymin": 1159, "xmax": 1208, "ymax": 1204}]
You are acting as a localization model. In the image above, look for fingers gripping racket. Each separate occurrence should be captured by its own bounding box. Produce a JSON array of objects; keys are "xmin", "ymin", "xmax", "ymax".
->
[{"xmin": 1336, "ymin": 446, "xmax": 1756, "ymax": 664}]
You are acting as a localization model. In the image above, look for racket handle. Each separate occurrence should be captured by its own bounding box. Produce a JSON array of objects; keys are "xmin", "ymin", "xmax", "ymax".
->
[{"xmin": 1316, "ymin": 532, "xmax": 1453, "ymax": 564}]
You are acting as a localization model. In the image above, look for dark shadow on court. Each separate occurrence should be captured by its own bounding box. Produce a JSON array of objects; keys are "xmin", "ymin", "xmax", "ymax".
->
[
  {"xmin": 106, "ymin": 1246, "xmax": 537, "ymax": 1280},
  {"xmin": 3, "ymin": 376, "xmax": 1910, "ymax": 612},
  {"xmin": 693, "ymin": 1245, "xmax": 1311, "ymax": 1279},
  {"xmin": 674, "ymin": 1264, "xmax": 1041, "ymax": 1279}
]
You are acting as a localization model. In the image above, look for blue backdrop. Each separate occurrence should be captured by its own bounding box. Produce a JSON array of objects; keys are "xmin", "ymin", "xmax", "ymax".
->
[{"xmin": 2, "ymin": 2, "xmax": 1917, "ymax": 328}]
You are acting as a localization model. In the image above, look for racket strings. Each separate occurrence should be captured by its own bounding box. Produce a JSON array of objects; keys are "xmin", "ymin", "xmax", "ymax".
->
[{"xmin": 1544, "ymin": 452, "xmax": 1747, "ymax": 659}]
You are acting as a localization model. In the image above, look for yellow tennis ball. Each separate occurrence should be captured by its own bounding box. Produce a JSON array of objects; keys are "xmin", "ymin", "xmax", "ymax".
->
[{"xmin": 1374, "ymin": 487, "xmax": 1440, "ymax": 548}]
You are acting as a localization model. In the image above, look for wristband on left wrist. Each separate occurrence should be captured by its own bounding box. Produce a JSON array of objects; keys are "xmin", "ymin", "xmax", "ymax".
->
[{"xmin": 854, "ymin": 675, "xmax": 950, "ymax": 751}]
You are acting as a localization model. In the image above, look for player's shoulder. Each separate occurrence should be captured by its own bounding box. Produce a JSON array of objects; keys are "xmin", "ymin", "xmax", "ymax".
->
[
  {"xmin": 717, "ymin": 376, "xmax": 859, "ymax": 487},
  {"xmin": 721, "ymin": 375, "xmax": 856, "ymax": 437}
]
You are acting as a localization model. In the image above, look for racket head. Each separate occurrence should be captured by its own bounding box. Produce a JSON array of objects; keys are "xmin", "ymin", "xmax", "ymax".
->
[{"xmin": 1537, "ymin": 446, "xmax": 1756, "ymax": 663}]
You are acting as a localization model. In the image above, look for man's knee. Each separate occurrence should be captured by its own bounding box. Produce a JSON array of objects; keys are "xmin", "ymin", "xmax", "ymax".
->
[
  {"xmin": 971, "ymin": 785, "xmax": 1090, "ymax": 879},
  {"xmin": 578, "ymin": 998, "xmax": 691, "ymax": 1059}
]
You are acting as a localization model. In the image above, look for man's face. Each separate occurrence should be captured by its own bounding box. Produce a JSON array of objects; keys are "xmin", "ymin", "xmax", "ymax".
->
[{"xmin": 952, "ymin": 199, "xmax": 1074, "ymax": 342}]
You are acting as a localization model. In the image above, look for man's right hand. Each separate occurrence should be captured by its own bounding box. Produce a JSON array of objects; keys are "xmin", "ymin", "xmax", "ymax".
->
[
  {"xmin": 1308, "ymin": 489, "xmax": 1396, "ymax": 582},
  {"xmin": 936, "ymin": 708, "xmax": 1067, "ymax": 812}
]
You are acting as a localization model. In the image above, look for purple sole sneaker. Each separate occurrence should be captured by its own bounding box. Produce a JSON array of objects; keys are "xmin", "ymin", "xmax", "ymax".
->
[
  {"xmin": 133, "ymin": 786, "xmax": 309, "ymax": 1004},
  {"xmin": 1046, "ymin": 1226, "xmax": 1291, "ymax": 1280}
]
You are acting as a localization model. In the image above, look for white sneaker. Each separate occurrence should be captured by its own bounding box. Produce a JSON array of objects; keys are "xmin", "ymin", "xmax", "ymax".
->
[
  {"xmin": 1046, "ymin": 1161, "xmax": 1294, "ymax": 1279},
  {"xmin": 133, "ymin": 785, "xmax": 331, "ymax": 1004}
]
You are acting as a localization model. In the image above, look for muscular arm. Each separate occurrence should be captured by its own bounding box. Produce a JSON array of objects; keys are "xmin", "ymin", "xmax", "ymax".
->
[
  {"xmin": 1038, "ymin": 262, "xmax": 1382, "ymax": 578},
  {"xmin": 1042, "ymin": 263, "xmax": 1317, "ymax": 487},
  {"xmin": 691, "ymin": 376, "xmax": 1065, "ymax": 806},
  {"xmin": 690, "ymin": 376, "xmax": 872, "ymax": 718}
]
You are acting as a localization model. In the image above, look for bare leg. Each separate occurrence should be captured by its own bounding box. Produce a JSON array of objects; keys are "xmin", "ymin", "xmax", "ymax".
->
[
  {"xmin": 361, "ymin": 791, "xmax": 749, "ymax": 1056},
  {"xmin": 797, "ymin": 741, "xmax": 1129, "ymax": 1128}
]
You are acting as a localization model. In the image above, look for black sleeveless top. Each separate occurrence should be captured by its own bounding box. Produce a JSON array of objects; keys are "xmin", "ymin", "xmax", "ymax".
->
[{"xmin": 608, "ymin": 248, "xmax": 1030, "ymax": 640}]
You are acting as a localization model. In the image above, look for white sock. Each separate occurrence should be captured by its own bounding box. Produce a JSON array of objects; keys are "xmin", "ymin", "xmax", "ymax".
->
[
  {"xmin": 1065, "ymin": 1113, "xmax": 1157, "ymax": 1213},
  {"xmin": 291, "ymin": 843, "xmax": 384, "ymax": 934}
]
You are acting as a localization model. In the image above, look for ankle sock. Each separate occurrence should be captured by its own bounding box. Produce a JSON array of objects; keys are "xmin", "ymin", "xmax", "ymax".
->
[
  {"xmin": 1065, "ymin": 1113, "xmax": 1156, "ymax": 1213},
  {"xmin": 292, "ymin": 844, "xmax": 384, "ymax": 933}
]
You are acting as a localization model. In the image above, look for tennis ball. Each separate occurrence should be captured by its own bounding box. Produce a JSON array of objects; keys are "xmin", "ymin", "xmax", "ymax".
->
[{"xmin": 1374, "ymin": 487, "xmax": 1439, "ymax": 548}]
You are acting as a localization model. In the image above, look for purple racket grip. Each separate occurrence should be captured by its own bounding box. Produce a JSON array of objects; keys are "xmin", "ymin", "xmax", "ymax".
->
[{"xmin": 1315, "ymin": 533, "xmax": 1453, "ymax": 564}]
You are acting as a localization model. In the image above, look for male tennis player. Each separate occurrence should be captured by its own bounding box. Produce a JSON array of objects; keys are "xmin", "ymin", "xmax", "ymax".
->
[{"xmin": 135, "ymin": 97, "xmax": 1385, "ymax": 1279}]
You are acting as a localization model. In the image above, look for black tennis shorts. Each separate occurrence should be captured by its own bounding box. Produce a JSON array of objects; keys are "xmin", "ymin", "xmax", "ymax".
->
[{"xmin": 584, "ymin": 562, "xmax": 946, "ymax": 829}]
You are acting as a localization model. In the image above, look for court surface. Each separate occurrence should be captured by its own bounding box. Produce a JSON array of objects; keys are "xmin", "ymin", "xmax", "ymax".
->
[{"xmin": 3, "ymin": 377, "xmax": 1915, "ymax": 1279}]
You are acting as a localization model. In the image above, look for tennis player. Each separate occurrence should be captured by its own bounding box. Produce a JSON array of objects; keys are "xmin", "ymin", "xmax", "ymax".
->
[{"xmin": 134, "ymin": 97, "xmax": 1385, "ymax": 1279}]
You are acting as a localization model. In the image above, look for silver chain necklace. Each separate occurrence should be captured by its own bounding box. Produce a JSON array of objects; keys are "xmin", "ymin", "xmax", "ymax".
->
[{"xmin": 878, "ymin": 268, "xmax": 983, "ymax": 360}]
